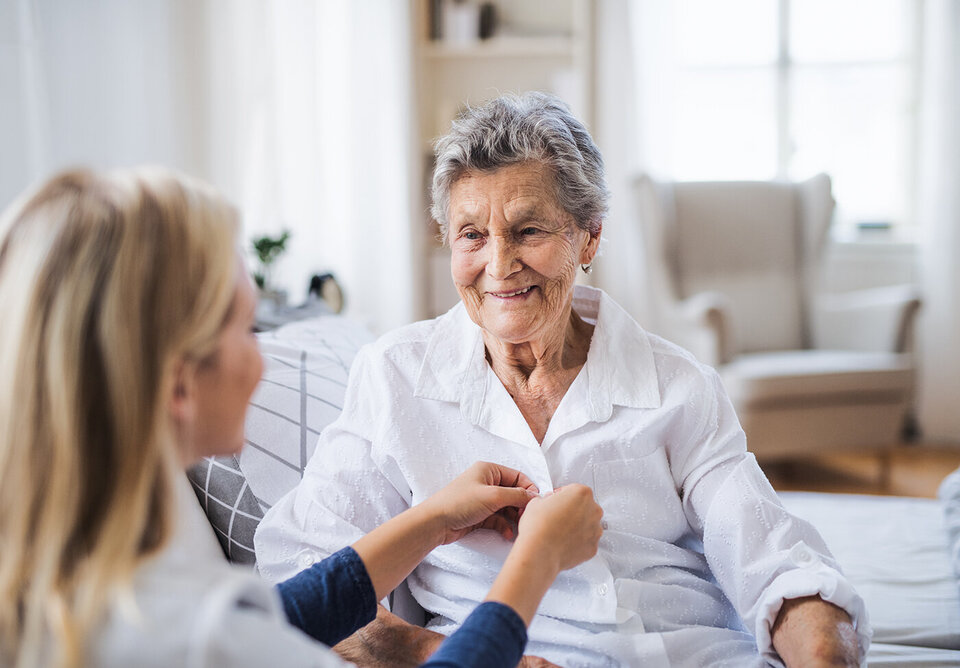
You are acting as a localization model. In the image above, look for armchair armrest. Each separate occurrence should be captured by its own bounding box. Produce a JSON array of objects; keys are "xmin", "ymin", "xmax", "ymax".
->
[
  {"xmin": 660, "ymin": 291, "xmax": 734, "ymax": 367},
  {"xmin": 813, "ymin": 284, "xmax": 922, "ymax": 353}
]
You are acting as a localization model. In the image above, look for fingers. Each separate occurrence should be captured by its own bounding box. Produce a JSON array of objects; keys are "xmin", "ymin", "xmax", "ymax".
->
[
  {"xmin": 483, "ymin": 484, "xmax": 538, "ymax": 512},
  {"xmin": 469, "ymin": 461, "xmax": 540, "ymax": 495},
  {"xmin": 497, "ymin": 465, "xmax": 539, "ymax": 495},
  {"xmin": 479, "ymin": 509, "xmax": 519, "ymax": 541},
  {"xmin": 514, "ymin": 483, "xmax": 604, "ymax": 572}
]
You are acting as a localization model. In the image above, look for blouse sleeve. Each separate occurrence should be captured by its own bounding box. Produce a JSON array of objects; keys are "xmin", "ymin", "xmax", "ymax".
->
[
  {"xmin": 255, "ymin": 346, "xmax": 412, "ymax": 585},
  {"xmin": 674, "ymin": 366, "xmax": 871, "ymax": 666},
  {"xmin": 421, "ymin": 602, "xmax": 527, "ymax": 668},
  {"xmin": 276, "ymin": 546, "xmax": 377, "ymax": 648}
]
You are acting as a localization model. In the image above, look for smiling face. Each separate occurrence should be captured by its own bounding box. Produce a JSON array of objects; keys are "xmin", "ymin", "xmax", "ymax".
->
[{"xmin": 449, "ymin": 162, "xmax": 600, "ymax": 347}]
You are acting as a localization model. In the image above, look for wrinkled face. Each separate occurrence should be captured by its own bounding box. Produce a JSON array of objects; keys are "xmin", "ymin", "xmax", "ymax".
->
[
  {"xmin": 190, "ymin": 271, "xmax": 263, "ymax": 459},
  {"xmin": 448, "ymin": 162, "xmax": 598, "ymax": 346}
]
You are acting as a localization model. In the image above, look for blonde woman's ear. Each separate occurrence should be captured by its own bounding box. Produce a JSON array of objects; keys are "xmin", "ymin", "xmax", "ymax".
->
[
  {"xmin": 168, "ymin": 359, "xmax": 200, "ymax": 465},
  {"xmin": 168, "ymin": 360, "xmax": 196, "ymax": 427}
]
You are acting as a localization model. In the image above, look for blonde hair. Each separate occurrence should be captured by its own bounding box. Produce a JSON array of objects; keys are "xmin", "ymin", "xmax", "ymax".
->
[{"xmin": 0, "ymin": 167, "xmax": 240, "ymax": 667}]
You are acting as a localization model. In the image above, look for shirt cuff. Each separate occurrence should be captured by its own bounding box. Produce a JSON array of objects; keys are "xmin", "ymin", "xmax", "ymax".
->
[
  {"xmin": 422, "ymin": 601, "xmax": 528, "ymax": 668},
  {"xmin": 751, "ymin": 543, "xmax": 872, "ymax": 668}
]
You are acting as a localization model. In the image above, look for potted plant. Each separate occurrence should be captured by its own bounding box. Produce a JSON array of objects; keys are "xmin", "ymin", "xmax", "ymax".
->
[{"xmin": 251, "ymin": 230, "xmax": 290, "ymax": 304}]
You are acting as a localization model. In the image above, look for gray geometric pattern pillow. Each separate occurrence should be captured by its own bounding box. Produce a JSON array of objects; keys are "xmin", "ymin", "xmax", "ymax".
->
[
  {"xmin": 187, "ymin": 315, "xmax": 374, "ymax": 566},
  {"xmin": 187, "ymin": 455, "xmax": 262, "ymax": 563}
]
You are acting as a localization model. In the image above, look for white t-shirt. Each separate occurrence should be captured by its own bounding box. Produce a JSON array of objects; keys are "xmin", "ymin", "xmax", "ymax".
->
[
  {"xmin": 86, "ymin": 543, "xmax": 350, "ymax": 668},
  {"xmin": 255, "ymin": 286, "xmax": 870, "ymax": 668},
  {"xmin": 83, "ymin": 478, "xmax": 350, "ymax": 668}
]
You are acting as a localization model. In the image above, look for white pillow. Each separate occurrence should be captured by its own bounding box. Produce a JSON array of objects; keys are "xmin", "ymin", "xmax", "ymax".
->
[
  {"xmin": 187, "ymin": 315, "xmax": 374, "ymax": 564},
  {"xmin": 938, "ymin": 468, "xmax": 960, "ymax": 581}
]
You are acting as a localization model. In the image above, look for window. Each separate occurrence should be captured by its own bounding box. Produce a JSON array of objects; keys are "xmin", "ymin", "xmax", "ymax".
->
[{"xmin": 666, "ymin": 0, "xmax": 919, "ymax": 233}]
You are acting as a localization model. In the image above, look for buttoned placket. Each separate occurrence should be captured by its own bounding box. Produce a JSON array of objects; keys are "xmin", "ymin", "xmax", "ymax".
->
[
  {"xmin": 415, "ymin": 288, "xmax": 662, "ymax": 627},
  {"xmin": 470, "ymin": 345, "xmax": 624, "ymax": 624}
]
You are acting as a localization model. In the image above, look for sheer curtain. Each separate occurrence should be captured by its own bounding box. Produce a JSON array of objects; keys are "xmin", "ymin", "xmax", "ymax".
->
[
  {"xmin": 1, "ymin": 0, "xmax": 199, "ymax": 206},
  {"xmin": 917, "ymin": 0, "xmax": 960, "ymax": 442},
  {"xmin": 199, "ymin": 0, "xmax": 419, "ymax": 333},
  {"xmin": 591, "ymin": 0, "xmax": 646, "ymax": 327},
  {"xmin": 1, "ymin": 0, "xmax": 419, "ymax": 334},
  {"xmin": 590, "ymin": 0, "xmax": 677, "ymax": 332}
]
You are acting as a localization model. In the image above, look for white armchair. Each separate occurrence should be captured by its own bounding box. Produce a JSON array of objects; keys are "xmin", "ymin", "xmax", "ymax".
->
[{"xmin": 635, "ymin": 173, "xmax": 921, "ymax": 459}]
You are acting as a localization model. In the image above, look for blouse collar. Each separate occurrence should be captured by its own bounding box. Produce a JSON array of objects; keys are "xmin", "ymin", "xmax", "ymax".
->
[{"xmin": 414, "ymin": 286, "xmax": 661, "ymax": 436}]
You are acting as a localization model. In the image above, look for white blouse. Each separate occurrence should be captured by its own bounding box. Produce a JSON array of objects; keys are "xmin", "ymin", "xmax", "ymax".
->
[{"xmin": 255, "ymin": 286, "xmax": 870, "ymax": 668}]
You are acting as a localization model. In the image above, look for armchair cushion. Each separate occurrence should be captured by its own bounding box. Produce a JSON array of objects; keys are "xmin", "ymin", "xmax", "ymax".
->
[
  {"xmin": 813, "ymin": 284, "xmax": 922, "ymax": 353},
  {"xmin": 720, "ymin": 350, "xmax": 914, "ymax": 408},
  {"xmin": 673, "ymin": 181, "xmax": 807, "ymax": 353}
]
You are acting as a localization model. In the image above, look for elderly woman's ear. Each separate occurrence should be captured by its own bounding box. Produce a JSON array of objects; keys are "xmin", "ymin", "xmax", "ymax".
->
[{"xmin": 581, "ymin": 221, "xmax": 602, "ymax": 265}]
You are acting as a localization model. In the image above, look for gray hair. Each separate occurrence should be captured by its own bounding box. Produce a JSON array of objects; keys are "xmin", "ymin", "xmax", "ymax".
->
[{"xmin": 431, "ymin": 92, "xmax": 609, "ymax": 242}]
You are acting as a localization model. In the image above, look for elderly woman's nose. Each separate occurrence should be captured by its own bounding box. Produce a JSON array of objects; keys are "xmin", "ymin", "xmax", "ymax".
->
[{"xmin": 486, "ymin": 236, "xmax": 520, "ymax": 279}]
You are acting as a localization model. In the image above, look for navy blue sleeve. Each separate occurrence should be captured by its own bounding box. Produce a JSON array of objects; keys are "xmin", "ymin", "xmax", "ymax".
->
[
  {"xmin": 275, "ymin": 546, "xmax": 377, "ymax": 647},
  {"xmin": 421, "ymin": 602, "xmax": 527, "ymax": 668}
]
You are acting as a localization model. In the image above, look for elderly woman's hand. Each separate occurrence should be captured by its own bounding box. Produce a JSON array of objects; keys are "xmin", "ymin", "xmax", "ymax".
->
[{"xmin": 419, "ymin": 461, "xmax": 540, "ymax": 545}]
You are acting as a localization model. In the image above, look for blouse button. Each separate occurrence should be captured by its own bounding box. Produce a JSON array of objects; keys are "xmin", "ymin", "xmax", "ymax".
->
[
  {"xmin": 597, "ymin": 584, "xmax": 608, "ymax": 596},
  {"xmin": 790, "ymin": 543, "xmax": 816, "ymax": 567},
  {"xmin": 601, "ymin": 520, "xmax": 609, "ymax": 530},
  {"xmin": 298, "ymin": 552, "xmax": 317, "ymax": 569}
]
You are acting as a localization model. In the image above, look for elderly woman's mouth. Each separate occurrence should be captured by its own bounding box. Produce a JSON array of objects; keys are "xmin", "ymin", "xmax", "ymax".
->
[{"xmin": 488, "ymin": 286, "xmax": 535, "ymax": 299}]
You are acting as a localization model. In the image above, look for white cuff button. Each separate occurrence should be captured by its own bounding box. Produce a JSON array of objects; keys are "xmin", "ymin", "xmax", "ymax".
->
[{"xmin": 790, "ymin": 543, "xmax": 816, "ymax": 567}]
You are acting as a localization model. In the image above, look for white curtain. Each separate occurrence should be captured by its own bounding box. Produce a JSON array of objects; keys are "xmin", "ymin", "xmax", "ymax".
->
[
  {"xmin": 590, "ymin": 0, "xmax": 647, "ymax": 325},
  {"xmin": 1, "ymin": 0, "xmax": 418, "ymax": 334},
  {"xmin": 0, "ymin": 0, "xmax": 198, "ymax": 207},
  {"xmin": 917, "ymin": 0, "xmax": 960, "ymax": 442},
  {"xmin": 199, "ymin": 0, "xmax": 418, "ymax": 333},
  {"xmin": 1, "ymin": 0, "xmax": 43, "ymax": 207},
  {"xmin": 590, "ymin": 0, "xmax": 676, "ymax": 332}
]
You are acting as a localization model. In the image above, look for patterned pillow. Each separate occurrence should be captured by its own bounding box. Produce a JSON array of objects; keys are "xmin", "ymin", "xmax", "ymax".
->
[{"xmin": 187, "ymin": 315, "xmax": 375, "ymax": 565}]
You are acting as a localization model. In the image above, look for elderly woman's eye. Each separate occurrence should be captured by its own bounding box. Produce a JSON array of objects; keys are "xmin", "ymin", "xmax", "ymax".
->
[
  {"xmin": 463, "ymin": 230, "xmax": 481, "ymax": 240},
  {"xmin": 520, "ymin": 227, "xmax": 539, "ymax": 236}
]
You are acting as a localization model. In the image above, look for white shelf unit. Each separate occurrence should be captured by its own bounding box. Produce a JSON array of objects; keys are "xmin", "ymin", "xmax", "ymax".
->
[{"xmin": 411, "ymin": 0, "xmax": 594, "ymax": 318}]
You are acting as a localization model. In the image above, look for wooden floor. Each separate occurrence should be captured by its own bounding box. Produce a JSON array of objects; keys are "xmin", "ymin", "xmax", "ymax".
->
[{"xmin": 759, "ymin": 442, "xmax": 960, "ymax": 498}]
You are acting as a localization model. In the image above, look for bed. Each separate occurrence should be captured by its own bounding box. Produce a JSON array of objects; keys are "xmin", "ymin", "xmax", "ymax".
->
[
  {"xmin": 178, "ymin": 314, "xmax": 960, "ymax": 666},
  {"xmin": 781, "ymin": 491, "xmax": 960, "ymax": 666}
]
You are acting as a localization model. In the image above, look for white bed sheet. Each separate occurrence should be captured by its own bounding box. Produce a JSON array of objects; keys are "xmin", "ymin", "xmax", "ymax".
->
[
  {"xmin": 780, "ymin": 492, "xmax": 960, "ymax": 659},
  {"xmin": 866, "ymin": 643, "xmax": 960, "ymax": 667}
]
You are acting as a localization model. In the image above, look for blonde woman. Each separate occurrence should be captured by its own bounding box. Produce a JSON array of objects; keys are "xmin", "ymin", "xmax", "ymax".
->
[{"xmin": 0, "ymin": 167, "xmax": 603, "ymax": 668}]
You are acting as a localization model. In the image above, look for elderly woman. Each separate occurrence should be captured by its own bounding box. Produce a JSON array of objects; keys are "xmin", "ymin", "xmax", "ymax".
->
[
  {"xmin": 0, "ymin": 167, "xmax": 604, "ymax": 668},
  {"xmin": 256, "ymin": 93, "xmax": 869, "ymax": 667}
]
